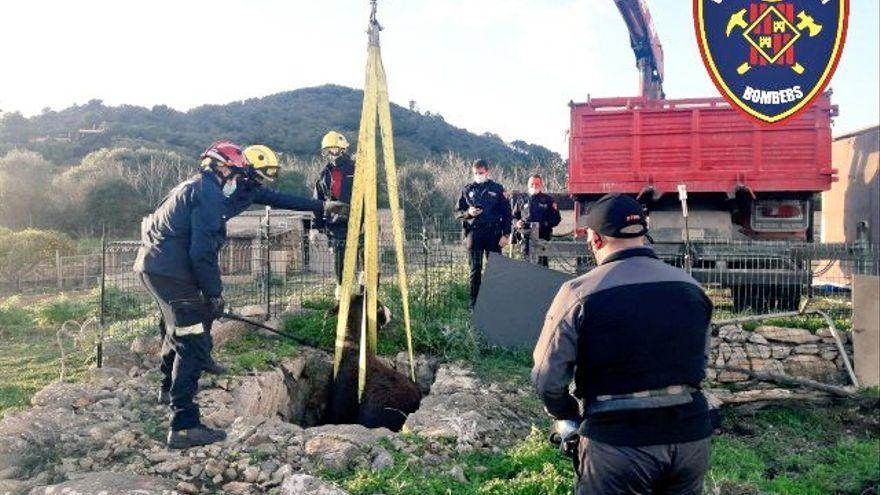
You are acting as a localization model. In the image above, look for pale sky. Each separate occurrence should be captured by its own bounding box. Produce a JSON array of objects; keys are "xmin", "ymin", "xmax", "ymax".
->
[{"xmin": 1, "ymin": 0, "xmax": 877, "ymax": 155}]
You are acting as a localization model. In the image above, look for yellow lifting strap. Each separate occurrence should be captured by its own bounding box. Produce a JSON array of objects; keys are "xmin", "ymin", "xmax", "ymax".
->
[{"xmin": 333, "ymin": 0, "xmax": 416, "ymax": 401}]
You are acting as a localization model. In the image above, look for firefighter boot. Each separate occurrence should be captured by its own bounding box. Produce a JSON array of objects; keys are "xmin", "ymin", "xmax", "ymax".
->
[
  {"xmin": 166, "ymin": 425, "xmax": 227, "ymax": 450},
  {"xmin": 158, "ymin": 389, "xmax": 171, "ymax": 406}
]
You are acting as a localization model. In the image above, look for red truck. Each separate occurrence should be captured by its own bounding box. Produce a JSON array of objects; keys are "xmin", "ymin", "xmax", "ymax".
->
[{"xmin": 565, "ymin": 0, "xmax": 837, "ymax": 311}]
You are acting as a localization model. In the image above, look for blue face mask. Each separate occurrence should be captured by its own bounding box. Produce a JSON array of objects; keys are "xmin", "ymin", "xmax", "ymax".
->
[{"xmin": 222, "ymin": 180, "xmax": 237, "ymax": 198}]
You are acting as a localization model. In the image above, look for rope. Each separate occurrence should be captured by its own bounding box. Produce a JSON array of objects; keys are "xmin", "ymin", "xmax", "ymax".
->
[{"xmin": 334, "ymin": 0, "xmax": 416, "ymax": 400}]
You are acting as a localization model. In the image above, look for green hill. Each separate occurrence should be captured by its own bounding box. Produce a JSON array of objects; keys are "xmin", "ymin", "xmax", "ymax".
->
[{"xmin": 0, "ymin": 84, "xmax": 559, "ymax": 167}]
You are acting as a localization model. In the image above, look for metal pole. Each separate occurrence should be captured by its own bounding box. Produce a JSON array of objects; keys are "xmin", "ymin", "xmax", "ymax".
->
[
  {"xmin": 56, "ymin": 249, "xmax": 62, "ymax": 290},
  {"xmin": 97, "ymin": 224, "xmax": 106, "ymax": 368},
  {"xmin": 677, "ymin": 184, "xmax": 693, "ymax": 273},
  {"xmin": 264, "ymin": 206, "xmax": 271, "ymax": 317}
]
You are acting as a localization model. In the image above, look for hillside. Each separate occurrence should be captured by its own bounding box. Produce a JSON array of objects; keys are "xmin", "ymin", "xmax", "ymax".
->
[{"xmin": 0, "ymin": 84, "xmax": 560, "ymax": 167}]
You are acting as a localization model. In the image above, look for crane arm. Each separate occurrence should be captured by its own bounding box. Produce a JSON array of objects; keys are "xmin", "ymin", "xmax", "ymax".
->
[{"xmin": 613, "ymin": 0, "xmax": 665, "ymax": 100}]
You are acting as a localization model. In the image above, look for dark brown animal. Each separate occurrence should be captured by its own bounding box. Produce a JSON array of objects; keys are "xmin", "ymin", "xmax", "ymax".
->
[{"xmin": 324, "ymin": 295, "xmax": 422, "ymax": 431}]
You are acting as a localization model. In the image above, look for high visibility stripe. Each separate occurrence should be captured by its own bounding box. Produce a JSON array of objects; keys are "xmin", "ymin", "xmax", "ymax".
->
[{"xmin": 175, "ymin": 323, "xmax": 204, "ymax": 336}]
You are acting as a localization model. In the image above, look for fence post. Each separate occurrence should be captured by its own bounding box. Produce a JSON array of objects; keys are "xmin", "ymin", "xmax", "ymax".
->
[
  {"xmin": 97, "ymin": 224, "xmax": 106, "ymax": 368},
  {"xmin": 56, "ymin": 250, "xmax": 62, "ymax": 291},
  {"xmin": 422, "ymin": 227, "xmax": 429, "ymax": 324},
  {"xmin": 264, "ymin": 206, "xmax": 271, "ymax": 316}
]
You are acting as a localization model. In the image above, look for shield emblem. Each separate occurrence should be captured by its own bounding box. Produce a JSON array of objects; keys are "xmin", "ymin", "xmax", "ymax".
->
[{"xmin": 694, "ymin": 0, "xmax": 849, "ymax": 124}]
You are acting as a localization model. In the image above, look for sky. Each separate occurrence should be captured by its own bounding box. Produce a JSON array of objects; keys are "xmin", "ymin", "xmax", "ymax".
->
[{"xmin": 0, "ymin": 0, "xmax": 877, "ymax": 155}]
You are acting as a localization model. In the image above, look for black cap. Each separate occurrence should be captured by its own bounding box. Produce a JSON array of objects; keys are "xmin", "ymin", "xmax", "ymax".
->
[{"xmin": 583, "ymin": 194, "xmax": 647, "ymax": 238}]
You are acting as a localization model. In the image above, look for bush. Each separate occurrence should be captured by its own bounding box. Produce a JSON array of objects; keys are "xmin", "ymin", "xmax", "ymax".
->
[
  {"xmin": 91, "ymin": 286, "xmax": 150, "ymax": 322},
  {"xmin": 34, "ymin": 294, "xmax": 93, "ymax": 326},
  {"xmin": 0, "ymin": 296, "xmax": 35, "ymax": 327},
  {"xmin": 0, "ymin": 228, "xmax": 75, "ymax": 291}
]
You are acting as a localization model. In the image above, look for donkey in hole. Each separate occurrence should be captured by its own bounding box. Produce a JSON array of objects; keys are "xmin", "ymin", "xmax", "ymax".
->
[{"xmin": 324, "ymin": 294, "xmax": 422, "ymax": 432}]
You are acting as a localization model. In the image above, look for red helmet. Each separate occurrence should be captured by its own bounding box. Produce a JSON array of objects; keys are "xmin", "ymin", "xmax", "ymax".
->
[{"xmin": 200, "ymin": 140, "xmax": 247, "ymax": 168}]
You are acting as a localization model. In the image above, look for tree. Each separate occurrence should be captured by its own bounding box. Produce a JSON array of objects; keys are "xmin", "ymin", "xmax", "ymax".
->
[
  {"xmin": 83, "ymin": 179, "xmax": 150, "ymax": 236},
  {"xmin": 0, "ymin": 150, "xmax": 57, "ymax": 229},
  {"xmin": 0, "ymin": 228, "xmax": 74, "ymax": 291}
]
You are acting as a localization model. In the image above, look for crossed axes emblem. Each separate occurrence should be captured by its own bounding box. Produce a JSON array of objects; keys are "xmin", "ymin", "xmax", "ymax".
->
[{"xmin": 725, "ymin": 4, "xmax": 823, "ymax": 75}]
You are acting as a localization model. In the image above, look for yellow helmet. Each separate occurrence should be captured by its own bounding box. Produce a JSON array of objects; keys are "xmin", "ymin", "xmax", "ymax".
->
[
  {"xmin": 243, "ymin": 145, "xmax": 279, "ymax": 182},
  {"xmin": 321, "ymin": 131, "xmax": 349, "ymax": 151}
]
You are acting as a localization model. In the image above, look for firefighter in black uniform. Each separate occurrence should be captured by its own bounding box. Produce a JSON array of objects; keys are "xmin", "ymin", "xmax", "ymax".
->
[
  {"xmin": 512, "ymin": 174, "xmax": 561, "ymax": 267},
  {"xmin": 311, "ymin": 131, "xmax": 358, "ymax": 299},
  {"xmin": 455, "ymin": 159, "xmax": 512, "ymax": 308},
  {"xmin": 532, "ymin": 194, "xmax": 713, "ymax": 494}
]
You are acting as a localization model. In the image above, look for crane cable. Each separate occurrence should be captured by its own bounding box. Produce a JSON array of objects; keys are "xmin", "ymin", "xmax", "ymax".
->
[{"xmin": 333, "ymin": 0, "xmax": 416, "ymax": 400}]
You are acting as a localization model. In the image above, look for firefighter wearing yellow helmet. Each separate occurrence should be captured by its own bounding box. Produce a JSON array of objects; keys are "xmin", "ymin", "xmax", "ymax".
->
[
  {"xmin": 243, "ymin": 145, "xmax": 280, "ymax": 183},
  {"xmin": 222, "ymin": 143, "xmax": 348, "ymax": 221},
  {"xmin": 312, "ymin": 131, "xmax": 357, "ymax": 297}
]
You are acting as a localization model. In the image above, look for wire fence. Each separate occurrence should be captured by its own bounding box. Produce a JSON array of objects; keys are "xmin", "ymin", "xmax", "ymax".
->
[{"xmin": 3, "ymin": 213, "xmax": 878, "ymax": 353}]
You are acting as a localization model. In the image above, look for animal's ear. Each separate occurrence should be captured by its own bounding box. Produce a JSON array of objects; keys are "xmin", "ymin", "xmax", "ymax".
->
[{"xmin": 377, "ymin": 303, "xmax": 392, "ymax": 327}]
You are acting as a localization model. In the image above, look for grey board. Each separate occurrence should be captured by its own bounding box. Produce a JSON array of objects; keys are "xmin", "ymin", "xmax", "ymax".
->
[{"xmin": 473, "ymin": 253, "xmax": 573, "ymax": 349}]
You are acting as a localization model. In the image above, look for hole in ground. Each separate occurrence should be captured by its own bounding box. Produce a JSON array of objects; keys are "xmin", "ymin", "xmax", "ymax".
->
[{"xmin": 242, "ymin": 347, "xmax": 439, "ymax": 431}]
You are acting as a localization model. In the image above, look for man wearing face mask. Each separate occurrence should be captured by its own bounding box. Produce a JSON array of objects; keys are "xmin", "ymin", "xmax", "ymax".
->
[
  {"xmin": 512, "ymin": 174, "xmax": 561, "ymax": 267},
  {"xmin": 533, "ymin": 194, "xmax": 714, "ymax": 495},
  {"xmin": 455, "ymin": 159, "xmax": 513, "ymax": 309},
  {"xmin": 134, "ymin": 141, "xmax": 246, "ymax": 449},
  {"xmin": 311, "ymin": 131, "xmax": 358, "ymax": 299}
]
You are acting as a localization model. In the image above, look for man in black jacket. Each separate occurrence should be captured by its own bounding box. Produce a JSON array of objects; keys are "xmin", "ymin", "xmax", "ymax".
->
[
  {"xmin": 311, "ymin": 131, "xmax": 357, "ymax": 298},
  {"xmin": 135, "ymin": 142, "xmax": 346, "ymax": 449},
  {"xmin": 532, "ymin": 194, "xmax": 713, "ymax": 494},
  {"xmin": 512, "ymin": 174, "xmax": 561, "ymax": 267},
  {"xmin": 455, "ymin": 159, "xmax": 512, "ymax": 308}
]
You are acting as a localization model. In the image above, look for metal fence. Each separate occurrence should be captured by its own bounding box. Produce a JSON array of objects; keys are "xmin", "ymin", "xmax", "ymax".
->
[{"xmin": 3, "ymin": 216, "xmax": 878, "ymax": 341}]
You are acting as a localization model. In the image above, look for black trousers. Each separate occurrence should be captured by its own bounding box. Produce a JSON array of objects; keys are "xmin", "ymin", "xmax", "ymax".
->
[
  {"xmin": 466, "ymin": 228, "xmax": 502, "ymax": 308},
  {"xmin": 330, "ymin": 235, "xmax": 364, "ymax": 286},
  {"xmin": 140, "ymin": 273, "xmax": 213, "ymax": 431},
  {"xmin": 576, "ymin": 436, "xmax": 711, "ymax": 495}
]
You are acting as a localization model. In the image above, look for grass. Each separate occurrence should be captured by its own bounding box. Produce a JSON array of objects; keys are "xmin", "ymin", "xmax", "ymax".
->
[
  {"xmin": 707, "ymin": 404, "xmax": 880, "ymax": 495},
  {"xmin": 326, "ymin": 429, "xmax": 572, "ymax": 495},
  {"xmin": 0, "ymin": 325, "xmax": 89, "ymax": 418}
]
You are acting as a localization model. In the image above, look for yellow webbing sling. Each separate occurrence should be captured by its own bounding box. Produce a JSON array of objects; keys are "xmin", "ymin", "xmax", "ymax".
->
[{"xmin": 333, "ymin": 0, "xmax": 416, "ymax": 400}]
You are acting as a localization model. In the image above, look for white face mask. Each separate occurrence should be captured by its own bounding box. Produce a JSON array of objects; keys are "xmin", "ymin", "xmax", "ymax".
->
[
  {"xmin": 473, "ymin": 173, "xmax": 488, "ymax": 184},
  {"xmin": 222, "ymin": 180, "xmax": 237, "ymax": 198},
  {"xmin": 528, "ymin": 187, "xmax": 539, "ymax": 195}
]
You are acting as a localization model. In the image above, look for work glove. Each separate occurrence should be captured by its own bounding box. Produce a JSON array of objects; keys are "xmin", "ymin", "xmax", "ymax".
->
[
  {"xmin": 548, "ymin": 420, "xmax": 580, "ymax": 459},
  {"xmin": 206, "ymin": 296, "xmax": 225, "ymax": 319},
  {"xmin": 323, "ymin": 201, "xmax": 349, "ymax": 218}
]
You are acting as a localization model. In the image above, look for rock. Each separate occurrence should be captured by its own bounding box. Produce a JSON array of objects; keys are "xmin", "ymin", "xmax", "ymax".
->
[
  {"xmin": 152, "ymin": 458, "xmax": 191, "ymax": 475},
  {"xmin": 242, "ymin": 466, "xmax": 260, "ymax": 483},
  {"xmin": 211, "ymin": 320, "xmax": 250, "ymax": 349},
  {"xmin": 102, "ymin": 342, "xmax": 143, "ymax": 371},
  {"xmin": 448, "ymin": 465, "xmax": 468, "ymax": 483},
  {"xmin": 783, "ymin": 354, "xmax": 838, "ymax": 381},
  {"xmin": 30, "ymin": 382, "xmax": 112, "ymax": 409},
  {"xmin": 130, "ymin": 336, "xmax": 161, "ymax": 357},
  {"xmin": 0, "ymin": 480, "xmax": 26, "ymax": 495},
  {"xmin": 755, "ymin": 326, "xmax": 820, "ymax": 344},
  {"xmin": 87, "ymin": 367, "xmax": 129, "ymax": 385},
  {"xmin": 280, "ymin": 474, "xmax": 351, "ymax": 495},
  {"xmin": 748, "ymin": 359, "xmax": 785, "ymax": 375},
  {"xmin": 371, "ymin": 448, "xmax": 394, "ymax": 470},
  {"xmin": 819, "ymin": 345, "xmax": 839, "ymax": 361},
  {"xmin": 394, "ymin": 352, "xmax": 440, "ymax": 395},
  {"xmin": 719, "ymin": 325, "xmax": 748, "ymax": 343},
  {"xmin": 225, "ymin": 467, "xmax": 238, "ymax": 480},
  {"xmin": 304, "ymin": 436, "xmax": 361, "ymax": 472},
  {"xmin": 222, "ymin": 481, "xmax": 253, "ymax": 494},
  {"xmin": 176, "ymin": 481, "xmax": 199, "ymax": 494},
  {"xmin": 27, "ymin": 472, "xmax": 176, "ymax": 495},
  {"xmin": 232, "ymin": 369, "xmax": 289, "ymax": 419},
  {"xmin": 744, "ymin": 344, "xmax": 771, "ymax": 360},
  {"xmin": 717, "ymin": 343, "xmax": 732, "ymax": 361},
  {"xmin": 793, "ymin": 344, "xmax": 820, "ymax": 355},
  {"xmin": 747, "ymin": 333, "xmax": 769, "ymax": 345},
  {"xmin": 770, "ymin": 345, "xmax": 792, "ymax": 359},
  {"xmin": 204, "ymin": 458, "xmax": 226, "ymax": 478},
  {"xmin": 203, "ymin": 406, "xmax": 236, "ymax": 429},
  {"xmin": 817, "ymin": 328, "xmax": 849, "ymax": 344}
]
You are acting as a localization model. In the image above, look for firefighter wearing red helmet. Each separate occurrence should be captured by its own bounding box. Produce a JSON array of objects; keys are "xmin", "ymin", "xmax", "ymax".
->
[{"xmin": 134, "ymin": 140, "xmax": 347, "ymax": 449}]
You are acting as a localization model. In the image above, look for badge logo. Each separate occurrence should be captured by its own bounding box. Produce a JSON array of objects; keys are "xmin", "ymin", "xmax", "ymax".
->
[{"xmin": 694, "ymin": 0, "xmax": 848, "ymax": 124}]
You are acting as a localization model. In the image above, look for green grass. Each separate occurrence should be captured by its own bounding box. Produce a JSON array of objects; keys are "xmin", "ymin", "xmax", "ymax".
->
[
  {"xmin": 327, "ymin": 428, "xmax": 572, "ymax": 495},
  {"xmin": 0, "ymin": 325, "xmax": 89, "ymax": 418},
  {"xmin": 707, "ymin": 405, "xmax": 880, "ymax": 495}
]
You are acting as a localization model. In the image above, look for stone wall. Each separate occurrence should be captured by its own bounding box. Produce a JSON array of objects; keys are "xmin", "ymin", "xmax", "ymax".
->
[{"xmin": 707, "ymin": 324, "xmax": 853, "ymax": 386}]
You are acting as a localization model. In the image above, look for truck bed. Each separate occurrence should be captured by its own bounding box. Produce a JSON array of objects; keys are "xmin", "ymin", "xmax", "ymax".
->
[{"xmin": 568, "ymin": 94, "xmax": 836, "ymax": 197}]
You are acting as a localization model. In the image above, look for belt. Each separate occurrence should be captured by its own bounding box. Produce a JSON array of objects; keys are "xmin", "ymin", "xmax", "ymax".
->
[{"xmin": 584, "ymin": 385, "xmax": 698, "ymax": 416}]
